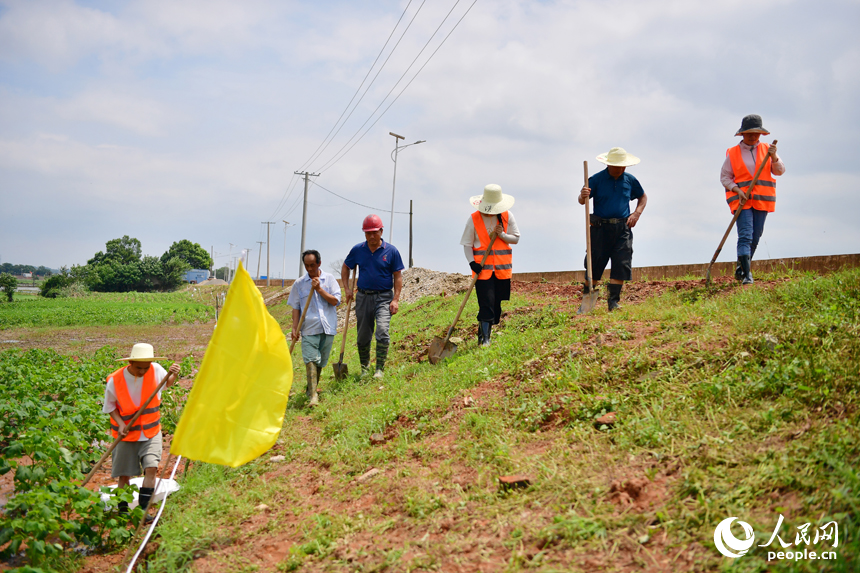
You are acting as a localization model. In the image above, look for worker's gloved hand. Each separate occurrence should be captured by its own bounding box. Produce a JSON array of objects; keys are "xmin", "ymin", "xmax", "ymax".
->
[{"xmin": 469, "ymin": 262, "xmax": 483, "ymax": 274}]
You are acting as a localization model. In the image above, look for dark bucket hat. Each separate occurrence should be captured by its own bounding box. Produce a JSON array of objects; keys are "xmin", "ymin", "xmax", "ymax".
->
[{"xmin": 735, "ymin": 114, "xmax": 770, "ymax": 135}]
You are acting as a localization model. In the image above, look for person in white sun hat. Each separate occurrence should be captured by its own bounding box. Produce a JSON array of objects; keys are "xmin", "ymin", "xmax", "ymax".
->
[
  {"xmin": 578, "ymin": 147, "xmax": 648, "ymax": 311},
  {"xmin": 460, "ymin": 184, "xmax": 521, "ymax": 346},
  {"xmin": 103, "ymin": 343, "xmax": 179, "ymax": 516}
]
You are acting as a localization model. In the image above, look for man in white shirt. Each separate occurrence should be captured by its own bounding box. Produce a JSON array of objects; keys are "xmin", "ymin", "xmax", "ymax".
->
[{"xmin": 288, "ymin": 250, "xmax": 341, "ymax": 406}]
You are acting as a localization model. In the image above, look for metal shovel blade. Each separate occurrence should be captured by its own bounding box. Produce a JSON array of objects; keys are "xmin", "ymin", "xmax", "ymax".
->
[
  {"xmin": 332, "ymin": 362, "xmax": 348, "ymax": 381},
  {"xmin": 428, "ymin": 336, "xmax": 457, "ymax": 365},
  {"xmin": 577, "ymin": 291, "xmax": 598, "ymax": 315}
]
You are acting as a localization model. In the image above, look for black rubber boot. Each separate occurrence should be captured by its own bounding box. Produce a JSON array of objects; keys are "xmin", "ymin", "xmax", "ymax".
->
[
  {"xmin": 138, "ymin": 487, "xmax": 154, "ymax": 511},
  {"xmin": 582, "ymin": 283, "xmax": 592, "ymax": 294},
  {"xmin": 739, "ymin": 255, "xmax": 753, "ymax": 285},
  {"xmin": 607, "ymin": 284, "xmax": 623, "ymax": 311},
  {"xmin": 735, "ymin": 259, "xmax": 744, "ymax": 281},
  {"xmin": 118, "ymin": 500, "xmax": 129, "ymax": 515},
  {"xmin": 480, "ymin": 322, "xmax": 492, "ymax": 347},
  {"xmin": 375, "ymin": 341, "xmax": 389, "ymax": 374},
  {"xmin": 358, "ymin": 345, "xmax": 371, "ymax": 376},
  {"xmin": 477, "ymin": 323, "xmax": 485, "ymax": 345}
]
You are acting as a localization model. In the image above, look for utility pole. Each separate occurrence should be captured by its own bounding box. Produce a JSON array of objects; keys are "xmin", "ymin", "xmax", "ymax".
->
[
  {"xmin": 256, "ymin": 241, "xmax": 265, "ymax": 281},
  {"xmin": 282, "ymin": 220, "xmax": 293, "ymax": 285},
  {"xmin": 388, "ymin": 133, "xmax": 424, "ymax": 245},
  {"xmin": 262, "ymin": 222, "xmax": 276, "ymax": 286},
  {"xmin": 293, "ymin": 171, "xmax": 319, "ymax": 277},
  {"xmin": 409, "ymin": 199, "xmax": 414, "ymax": 268}
]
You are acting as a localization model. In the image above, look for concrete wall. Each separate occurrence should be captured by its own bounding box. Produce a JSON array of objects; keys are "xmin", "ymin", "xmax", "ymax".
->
[{"xmin": 510, "ymin": 253, "xmax": 860, "ymax": 284}]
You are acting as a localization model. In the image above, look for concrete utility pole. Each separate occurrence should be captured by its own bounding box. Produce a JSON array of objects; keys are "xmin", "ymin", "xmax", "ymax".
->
[
  {"xmin": 409, "ymin": 200, "xmax": 414, "ymax": 268},
  {"xmin": 389, "ymin": 133, "xmax": 424, "ymax": 244},
  {"xmin": 282, "ymin": 221, "xmax": 293, "ymax": 283},
  {"xmin": 293, "ymin": 171, "xmax": 319, "ymax": 277},
  {"xmin": 262, "ymin": 222, "xmax": 276, "ymax": 286},
  {"xmin": 256, "ymin": 241, "xmax": 265, "ymax": 280}
]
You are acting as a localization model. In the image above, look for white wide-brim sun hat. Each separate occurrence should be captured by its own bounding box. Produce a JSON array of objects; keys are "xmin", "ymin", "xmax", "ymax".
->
[
  {"xmin": 469, "ymin": 184, "xmax": 515, "ymax": 215},
  {"xmin": 596, "ymin": 147, "xmax": 641, "ymax": 167},
  {"xmin": 116, "ymin": 343, "xmax": 166, "ymax": 362}
]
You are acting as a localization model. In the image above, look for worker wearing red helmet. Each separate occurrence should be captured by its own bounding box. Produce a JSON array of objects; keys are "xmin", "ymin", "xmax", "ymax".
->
[{"xmin": 341, "ymin": 214, "xmax": 404, "ymax": 378}]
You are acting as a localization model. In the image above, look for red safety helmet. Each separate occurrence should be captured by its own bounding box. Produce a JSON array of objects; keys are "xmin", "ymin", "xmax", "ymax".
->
[{"xmin": 362, "ymin": 214, "xmax": 384, "ymax": 232}]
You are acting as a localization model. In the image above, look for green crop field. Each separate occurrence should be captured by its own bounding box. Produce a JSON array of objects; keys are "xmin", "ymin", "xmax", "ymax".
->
[{"xmin": 0, "ymin": 291, "xmax": 216, "ymax": 329}]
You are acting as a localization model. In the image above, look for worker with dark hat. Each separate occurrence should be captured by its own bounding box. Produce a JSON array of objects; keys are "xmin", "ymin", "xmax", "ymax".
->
[
  {"xmin": 720, "ymin": 114, "xmax": 785, "ymax": 284},
  {"xmin": 341, "ymin": 214, "xmax": 404, "ymax": 378}
]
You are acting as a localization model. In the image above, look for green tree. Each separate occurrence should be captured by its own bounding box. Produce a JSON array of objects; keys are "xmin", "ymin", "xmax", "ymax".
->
[
  {"xmin": 88, "ymin": 236, "xmax": 142, "ymax": 266},
  {"xmin": 0, "ymin": 273, "xmax": 17, "ymax": 302},
  {"xmin": 215, "ymin": 266, "xmax": 230, "ymax": 280},
  {"xmin": 161, "ymin": 240, "xmax": 213, "ymax": 270},
  {"xmin": 160, "ymin": 256, "xmax": 191, "ymax": 290},
  {"xmin": 39, "ymin": 268, "xmax": 74, "ymax": 298}
]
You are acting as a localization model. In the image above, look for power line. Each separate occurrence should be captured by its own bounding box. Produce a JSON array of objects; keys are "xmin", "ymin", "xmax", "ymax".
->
[
  {"xmin": 311, "ymin": 180, "xmax": 409, "ymax": 214},
  {"xmin": 268, "ymin": 0, "xmax": 419, "ymax": 221},
  {"xmin": 316, "ymin": 0, "xmax": 479, "ymax": 174},
  {"xmin": 299, "ymin": 0, "xmax": 422, "ymax": 172}
]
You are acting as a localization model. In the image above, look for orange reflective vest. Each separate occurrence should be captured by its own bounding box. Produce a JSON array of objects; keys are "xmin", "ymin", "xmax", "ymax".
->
[
  {"xmin": 725, "ymin": 143, "xmax": 776, "ymax": 213},
  {"xmin": 471, "ymin": 211, "xmax": 513, "ymax": 280},
  {"xmin": 108, "ymin": 366, "xmax": 161, "ymax": 442}
]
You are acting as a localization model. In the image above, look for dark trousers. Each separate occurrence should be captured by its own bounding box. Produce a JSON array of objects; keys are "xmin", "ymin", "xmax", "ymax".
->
[
  {"xmin": 584, "ymin": 219, "xmax": 633, "ymax": 283},
  {"xmin": 475, "ymin": 275, "xmax": 511, "ymax": 324}
]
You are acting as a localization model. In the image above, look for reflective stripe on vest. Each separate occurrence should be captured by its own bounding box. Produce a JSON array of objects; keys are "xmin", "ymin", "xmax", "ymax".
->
[
  {"xmin": 725, "ymin": 143, "xmax": 777, "ymax": 213},
  {"xmin": 108, "ymin": 365, "xmax": 161, "ymax": 442},
  {"xmin": 471, "ymin": 211, "xmax": 513, "ymax": 280}
]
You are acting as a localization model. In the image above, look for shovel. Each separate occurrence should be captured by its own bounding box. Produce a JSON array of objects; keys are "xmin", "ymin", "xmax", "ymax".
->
[
  {"xmin": 578, "ymin": 160, "xmax": 598, "ymax": 314},
  {"xmin": 705, "ymin": 139, "xmax": 778, "ymax": 284},
  {"xmin": 332, "ymin": 270, "xmax": 357, "ymax": 381},
  {"xmin": 428, "ymin": 231, "xmax": 497, "ymax": 365},
  {"xmin": 289, "ymin": 287, "xmax": 314, "ymax": 354}
]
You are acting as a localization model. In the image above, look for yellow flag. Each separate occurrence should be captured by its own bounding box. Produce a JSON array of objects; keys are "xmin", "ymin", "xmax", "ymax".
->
[{"xmin": 171, "ymin": 261, "xmax": 292, "ymax": 467}]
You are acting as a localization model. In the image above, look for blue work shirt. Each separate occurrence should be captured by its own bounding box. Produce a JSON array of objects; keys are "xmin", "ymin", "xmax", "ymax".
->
[
  {"xmin": 587, "ymin": 169, "xmax": 645, "ymax": 219},
  {"xmin": 344, "ymin": 240, "xmax": 405, "ymax": 291},
  {"xmin": 287, "ymin": 271, "xmax": 341, "ymax": 336}
]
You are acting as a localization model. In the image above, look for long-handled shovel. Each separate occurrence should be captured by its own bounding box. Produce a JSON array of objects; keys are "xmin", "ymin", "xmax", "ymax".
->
[
  {"xmin": 705, "ymin": 139, "xmax": 778, "ymax": 284},
  {"xmin": 289, "ymin": 289, "xmax": 314, "ymax": 354},
  {"xmin": 332, "ymin": 270, "xmax": 357, "ymax": 380},
  {"xmin": 81, "ymin": 371, "xmax": 176, "ymax": 488},
  {"xmin": 428, "ymin": 231, "xmax": 497, "ymax": 365},
  {"xmin": 578, "ymin": 160, "xmax": 598, "ymax": 314}
]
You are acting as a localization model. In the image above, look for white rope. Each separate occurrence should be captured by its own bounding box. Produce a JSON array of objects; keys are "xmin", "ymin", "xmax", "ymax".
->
[{"xmin": 125, "ymin": 455, "xmax": 183, "ymax": 573}]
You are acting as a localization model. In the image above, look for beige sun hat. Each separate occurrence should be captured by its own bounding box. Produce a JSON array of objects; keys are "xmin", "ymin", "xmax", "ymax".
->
[
  {"xmin": 469, "ymin": 184, "xmax": 515, "ymax": 215},
  {"xmin": 116, "ymin": 343, "xmax": 166, "ymax": 362},
  {"xmin": 596, "ymin": 147, "xmax": 641, "ymax": 167}
]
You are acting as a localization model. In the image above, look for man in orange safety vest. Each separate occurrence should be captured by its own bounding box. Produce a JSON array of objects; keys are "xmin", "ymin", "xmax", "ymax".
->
[
  {"xmin": 103, "ymin": 343, "xmax": 179, "ymax": 515},
  {"xmin": 460, "ymin": 184, "xmax": 520, "ymax": 346},
  {"xmin": 720, "ymin": 114, "xmax": 785, "ymax": 284}
]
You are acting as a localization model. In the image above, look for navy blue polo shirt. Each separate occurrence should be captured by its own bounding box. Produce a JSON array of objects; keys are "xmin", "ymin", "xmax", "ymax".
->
[
  {"xmin": 344, "ymin": 240, "xmax": 405, "ymax": 291},
  {"xmin": 587, "ymin": 169, "xmax": 645, "ymax": 219}
]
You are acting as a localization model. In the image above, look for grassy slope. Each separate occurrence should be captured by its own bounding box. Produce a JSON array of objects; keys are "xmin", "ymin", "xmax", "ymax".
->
[{"xmin": 121, "ymin": 271, "xmax": 860, "ymax": 571}]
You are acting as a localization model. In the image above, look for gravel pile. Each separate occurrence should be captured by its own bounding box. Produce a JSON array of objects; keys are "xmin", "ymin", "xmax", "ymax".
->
[{"xmin": 399, "ymin": 267, "xmax": 472, "ymax": 305}]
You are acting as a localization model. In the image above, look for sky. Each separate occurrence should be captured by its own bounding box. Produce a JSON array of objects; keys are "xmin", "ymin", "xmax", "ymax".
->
[{"xmin": 1, "ymin": 0, "xmax": 859, "ymax": 278}]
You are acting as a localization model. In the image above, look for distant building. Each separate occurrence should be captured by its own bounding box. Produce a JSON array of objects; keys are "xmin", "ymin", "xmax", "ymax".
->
[
  {"xmin": 23, "ymin": 272, "xmax": 32, "ymax": 278},
  {"xmin": 184, "ymin": 269, "xmax": 211, "ymax": 284}
]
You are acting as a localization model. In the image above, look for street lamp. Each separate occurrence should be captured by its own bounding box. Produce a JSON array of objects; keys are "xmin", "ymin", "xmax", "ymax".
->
[{"xmin": 389, "ymin": 132, "xmax": 425, "ymax": 244}]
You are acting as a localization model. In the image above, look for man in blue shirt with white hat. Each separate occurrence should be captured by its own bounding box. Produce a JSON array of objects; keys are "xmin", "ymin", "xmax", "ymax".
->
[{"xmin": 579, "ymin": 147, "xmax": 648, "ymax": 311}]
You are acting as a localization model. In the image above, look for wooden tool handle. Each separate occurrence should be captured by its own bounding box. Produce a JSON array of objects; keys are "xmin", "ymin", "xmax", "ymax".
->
[
  {"xmin": 289, "ymin": 287, "xmax": 315, "ymax": 354},
  {"xmin": 583, "ymin": 161, "xmax": 594, "ymax": 291},
  {"xmin": 81, "ymin": 369, "xmax": 175, "ymax": 487},
  {"xmin": 336, "ymin": 270, "xmax": 358, "ymax": 360},
  {"xmin": 441, "ymin": 231, "xmax": 498, "ymax": 346}
]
